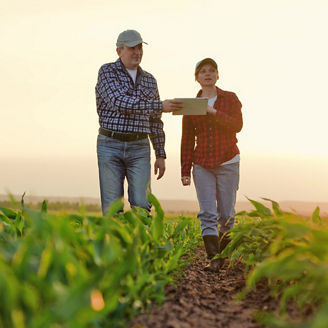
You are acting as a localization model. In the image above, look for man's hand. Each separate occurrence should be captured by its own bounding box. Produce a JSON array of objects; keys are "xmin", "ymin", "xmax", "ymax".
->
[
  {"xmin": 181, "ymin": 176, "xmax": 191, "ymax": 186},
  {"xmin": 154, "ymin": 157, "xmax": 166, "ymax": 180},
  {"xmin": 162, "ymin": 99, "xmax": 184, "ymax": 113}
]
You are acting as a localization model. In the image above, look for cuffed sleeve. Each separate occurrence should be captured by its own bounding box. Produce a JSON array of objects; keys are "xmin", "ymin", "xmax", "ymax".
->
[{"xmin": 180, "ymin": 116, "xmax": 195, "ymax": 177}]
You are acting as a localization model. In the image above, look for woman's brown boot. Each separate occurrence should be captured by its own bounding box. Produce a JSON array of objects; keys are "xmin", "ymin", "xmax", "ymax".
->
[
  {"xmin": 203, "ymin": 235, "xmax": 222, "ymax": 272},
  {"xmin": 202, "ymin": 235, "xmax": 219, "ymax": 259}
]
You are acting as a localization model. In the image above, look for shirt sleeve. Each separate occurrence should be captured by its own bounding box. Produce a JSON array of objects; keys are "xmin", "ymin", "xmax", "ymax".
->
[
  {"xmin": 214, "ymin": 93, "xmax": 243, "ymax": 133},
  {"xmin": 181, "ymin": 116, "xmax": 195, "ymax": 177},
  {"xmin": 149, "ymin": 87, "xmax": 166, "ymax": 158},
  {"xmin": 96, "ymin": 65, "xmax": 162, "ymax": 116}
]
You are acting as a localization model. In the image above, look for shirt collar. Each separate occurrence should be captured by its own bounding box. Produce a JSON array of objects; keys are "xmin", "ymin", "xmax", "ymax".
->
[
  {"xmin": 197, "ymin": 86, "xmax": 225, "ymax": 97},
  {"xmin": 115, "ymin": 58, "xmax": 144, "ymax": 78}
]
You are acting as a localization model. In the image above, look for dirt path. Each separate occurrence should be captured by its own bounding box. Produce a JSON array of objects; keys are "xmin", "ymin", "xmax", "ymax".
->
[{"xmin": 129, "ymin": 246, "xmax": 278, "ymax": 328}]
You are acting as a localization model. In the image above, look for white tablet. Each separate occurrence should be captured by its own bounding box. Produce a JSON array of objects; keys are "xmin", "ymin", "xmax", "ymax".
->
[{"xmin": 172, "ymin": 98, "xmax": 208, "ymax": 115}]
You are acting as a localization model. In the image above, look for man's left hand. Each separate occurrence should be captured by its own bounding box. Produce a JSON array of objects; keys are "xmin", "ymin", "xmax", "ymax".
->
[{"xmin": 154, "ymin": 157, "xmax": 166, "ymax": 180}]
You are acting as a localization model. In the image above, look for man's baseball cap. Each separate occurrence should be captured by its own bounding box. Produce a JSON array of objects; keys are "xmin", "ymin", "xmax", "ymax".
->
[
  {"xmin": 195, "ymin": 58, "xmax": 218, "ymax": 75},
  {"xmin": 116, "ymin": 30, "xmax": 148, "ymax": 47}
]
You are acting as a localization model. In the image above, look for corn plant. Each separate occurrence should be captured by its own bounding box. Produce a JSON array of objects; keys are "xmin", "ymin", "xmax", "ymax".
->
[
  {"xmin": 0, "ymin": 194, "xmax": 201, "ymax": 328},
  {"xmin": 227, "ymin": 198, "xmax": 328, "ymax": 328}
]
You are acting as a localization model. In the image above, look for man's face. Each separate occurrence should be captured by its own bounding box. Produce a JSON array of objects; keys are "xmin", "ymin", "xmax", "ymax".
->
[
  {"xmin": 117, "ymin": 44, "xmax": 143, "ymax": 70},
  {"xmin": 196, "ymin": 64, "xmax": 219, "ymax": 87}
]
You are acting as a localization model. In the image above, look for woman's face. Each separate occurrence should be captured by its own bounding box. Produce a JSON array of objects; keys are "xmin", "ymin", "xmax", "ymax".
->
[{"xmin": 196, "ymin": 64, "xmax": 219, "ymax": 87}]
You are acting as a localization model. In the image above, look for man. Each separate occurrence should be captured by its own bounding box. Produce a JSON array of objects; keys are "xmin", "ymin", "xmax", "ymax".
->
[{"xmin": 96, "ymin": 29, "xmax": 182, "ymax": 215}]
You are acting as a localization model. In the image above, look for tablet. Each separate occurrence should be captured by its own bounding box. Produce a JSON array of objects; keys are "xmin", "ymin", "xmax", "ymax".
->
[{"xmin": 172, "ymin": 98, "xmax": 208, "ymax": 115}]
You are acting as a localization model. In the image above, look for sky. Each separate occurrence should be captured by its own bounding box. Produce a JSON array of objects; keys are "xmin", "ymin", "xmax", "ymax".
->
[{"xmin": 1, "ymin": 0, "xmax": 328, "ymax": 203}]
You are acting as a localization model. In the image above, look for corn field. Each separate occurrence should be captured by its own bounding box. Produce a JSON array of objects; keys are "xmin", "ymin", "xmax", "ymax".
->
[
  {"xmin": 225, "ymin": 198, "xmax": 328, "ymax": 328},
  {"xmin": 0, "ymin": 194, "xmax": 201, "ymax": 328},
  {"xmin": 0, "ymin": 195, "xmax": 327, "ymax": 328}
]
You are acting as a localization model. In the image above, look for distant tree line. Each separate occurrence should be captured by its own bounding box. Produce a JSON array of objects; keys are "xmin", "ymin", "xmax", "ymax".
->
[{"xmin": 0, "ymin": 200, "xmax": 101, "ymax": 213}]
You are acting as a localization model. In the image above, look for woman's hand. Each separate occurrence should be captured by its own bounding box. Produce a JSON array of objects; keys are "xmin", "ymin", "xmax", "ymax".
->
[
  {"xmin": 207, "ymin": 105, "xmax": 217, "ymax": 115},
  {"xmin": 181, "ymin": 176, "xmax": 191, "ymax": 186}
]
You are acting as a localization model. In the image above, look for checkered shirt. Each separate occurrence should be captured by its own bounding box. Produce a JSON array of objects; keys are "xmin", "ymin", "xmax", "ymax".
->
[
  {"xmin": 96, "ymin": 58, "xmax": 166, "ymax": 158},
  {"xmin": 181, "ymin": 87, "xmax": 243, "ymax": 177}
]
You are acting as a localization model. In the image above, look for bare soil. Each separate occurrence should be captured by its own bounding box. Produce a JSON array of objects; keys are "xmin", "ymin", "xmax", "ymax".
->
[{"xmin": 129, "ymin": 246, "xmax": 279, "ymax": 328}]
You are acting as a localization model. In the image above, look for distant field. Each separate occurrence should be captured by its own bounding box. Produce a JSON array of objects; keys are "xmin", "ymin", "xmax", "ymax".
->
[{"xmin": 0, "ymin": 194, "xmax": 327, "ymax": 217}]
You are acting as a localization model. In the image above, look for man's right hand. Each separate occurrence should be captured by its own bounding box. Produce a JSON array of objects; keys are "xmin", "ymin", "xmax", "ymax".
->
[{"xmin": 162, "ymin": 99, "xmax": 184, "ymax": 113}]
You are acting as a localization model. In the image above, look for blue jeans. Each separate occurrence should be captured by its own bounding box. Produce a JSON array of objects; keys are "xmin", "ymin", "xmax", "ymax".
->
[
  {"xmin": 193, "ymin": 163, "xmax": 240, "ymax": 236},
  {"xmin": 97, "ymin": 134, "xmax": 151, "ymax": 215}
]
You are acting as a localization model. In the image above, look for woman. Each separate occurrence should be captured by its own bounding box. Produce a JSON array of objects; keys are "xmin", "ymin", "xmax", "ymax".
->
[{"xmin": 181, "ymin": 58, "xmax": 243, "ymax": 272}]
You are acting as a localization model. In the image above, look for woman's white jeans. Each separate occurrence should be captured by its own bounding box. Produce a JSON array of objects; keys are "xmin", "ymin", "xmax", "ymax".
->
[{"xmin": 193, "ymin": 162, "xmax": 240, "ymax": 236}]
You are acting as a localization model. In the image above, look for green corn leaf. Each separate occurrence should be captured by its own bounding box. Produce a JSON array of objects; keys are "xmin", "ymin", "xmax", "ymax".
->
[
  {"xmin": 17, "ymin": 214, "xmax": 25, "ymax": 236},
  {"xmin": 20, "ymin": 192, "xmax": 26, "ymax": 208},
  {"xmin": 246, "ymin": 197, "xmax": 272, "ymax": 218},
  {"xmin": 105, "ymin": 198, "xmax": 124, "ymax": 218},
  {"xmin": 148, "ymin": 193, "xmax": 164, "ymax": 241},
  {"xmin": 0, "ymin": 206, "xmax": 17, "ymax": 219},
  {"xmin": 165, "ymin": 246, "xmax": 183, "ymax": 273},
  {"xmin": 37, "ymin": 240, "xmax": 53, "ymax": 278},
  {"xmin": 235, "ymin": 210, "xmax": 247, "ymax": 216},
  {"xmin": 171, "ymin": 219, "xmax": 189, "ymax": 237},
  {"xmin": 41, "ymin": 200, "xmax": 48, "ymax": 214},
  {"xmin": 312, "ymin": 206, "xmax": 322, "ymax": 224},
  {"xmin": 280, "ymin": 284, "xmax": 303, "ymax": 313},
  {"xmin": 254, "ymin": 311, "xmax": 290, "ymax": 328},
  {"xmin": 147, "ymin": 193, "xmax": 164, "ymax": 220},
  {"xmin": 109, "ymin": 225, "xmax": 133, "ymax": 246},
  {"xmin": 262, "ymin": 198, "xmax": 284, "ymax": 216},
  {"xmin": 124, "ymin": 211, "xmax": 139, "ymax": 228},
  {"xmin": 310, "ymin": 301, "xmax": 328, "ymax": 328},
  {"xmin": 0, "ymin": 213, "xmax": 12, "ymax": 224}
]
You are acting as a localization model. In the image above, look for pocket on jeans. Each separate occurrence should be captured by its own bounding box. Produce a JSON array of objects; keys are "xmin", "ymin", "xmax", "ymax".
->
[
  {"xmin": 135, "ymin": 138, "xmax": 149, "ymax": 146},
  {"xmin": 97, "ymin": 134, "xmax": 108, "ymax": 142}
]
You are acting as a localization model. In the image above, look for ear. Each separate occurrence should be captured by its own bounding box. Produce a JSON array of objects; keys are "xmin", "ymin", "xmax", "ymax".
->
[{"xmin": 116, "ymin": 47, "xmax": 121, "ymax": 57}]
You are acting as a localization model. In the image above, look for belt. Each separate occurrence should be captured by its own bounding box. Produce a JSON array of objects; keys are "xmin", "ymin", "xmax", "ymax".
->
[{"xmin": 99, "ymin": 127, "xmax": 148, "ymax": 142}]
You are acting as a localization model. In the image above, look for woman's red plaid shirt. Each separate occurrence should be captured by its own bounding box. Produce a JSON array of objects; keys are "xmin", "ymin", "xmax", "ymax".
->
[{"xmin": 181, "ymin": 87, "xmax": 243, "ymax": 177}]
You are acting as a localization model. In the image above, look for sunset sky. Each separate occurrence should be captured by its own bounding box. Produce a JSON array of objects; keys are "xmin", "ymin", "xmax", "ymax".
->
[{"xmin": 1, "ymin": 0, "xmax": 328, "ymax": 203}]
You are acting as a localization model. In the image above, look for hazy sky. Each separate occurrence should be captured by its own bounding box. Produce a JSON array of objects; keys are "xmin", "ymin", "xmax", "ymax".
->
[{"xmin": 1, "ymin": 0, "xmax": 328, "ymax": 202}]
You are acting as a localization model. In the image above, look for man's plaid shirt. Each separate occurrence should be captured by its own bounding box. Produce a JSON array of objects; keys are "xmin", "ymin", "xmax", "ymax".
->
[
  {"xmin": 181, "ymin": 87, "xmax": 243, "ymax": 177},
  {"xmin": 96, "ymin": 58, "xmax": 166, "ymax": 158}
]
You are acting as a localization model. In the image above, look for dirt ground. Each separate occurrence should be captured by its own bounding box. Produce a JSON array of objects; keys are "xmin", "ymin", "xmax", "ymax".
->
[{"xmin": 129, "ymin": 246, "xmax": 280, "ymax": 328}]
